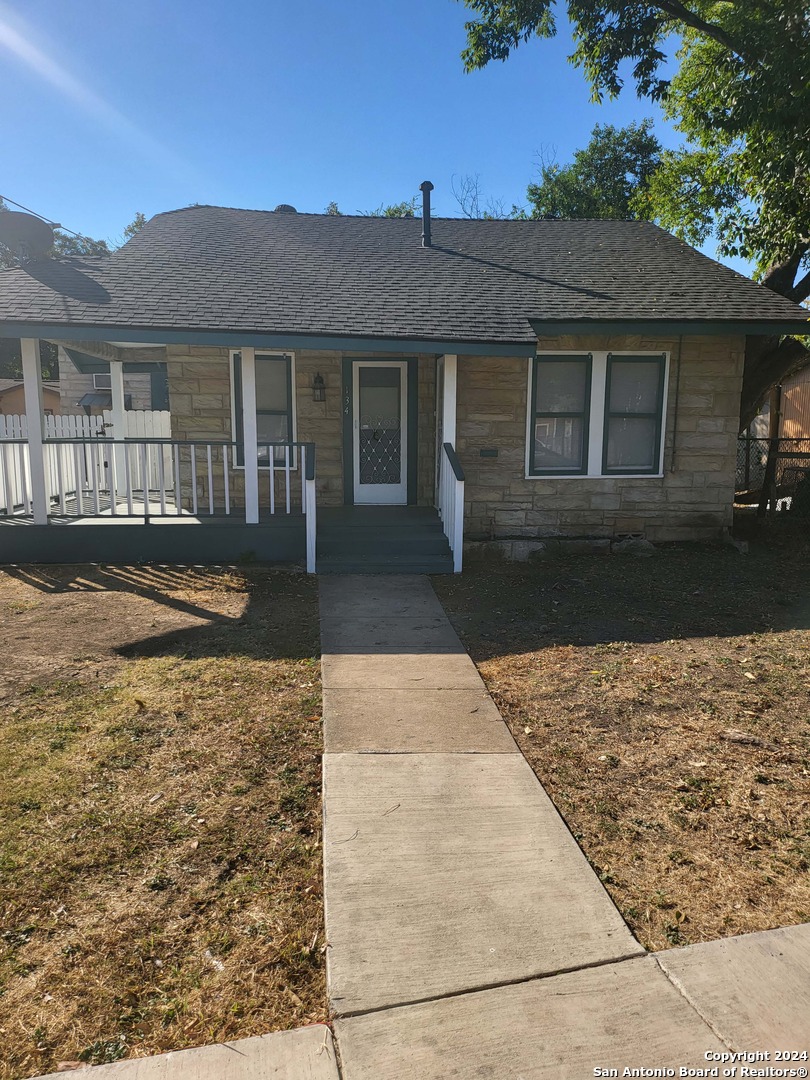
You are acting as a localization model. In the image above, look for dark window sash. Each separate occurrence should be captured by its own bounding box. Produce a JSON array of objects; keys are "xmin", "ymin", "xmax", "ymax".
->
[
  {"xmin": 602, "ymin": 353, "xmax": 667, "ymax": 475},
  {"xmin": 529, "ymin": 354, "xmax": 592, "ymax": 476},
  {"xmin": 233, "ymin": 353, "xmax": 294, "ymax": 467}
]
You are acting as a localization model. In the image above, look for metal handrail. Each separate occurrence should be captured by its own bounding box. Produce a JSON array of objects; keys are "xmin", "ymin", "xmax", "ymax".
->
[
  {"xmin": 443, "ymin": 441, "xmax": 465, "ymax": 481},
  {"xmin": 39, "ymin": 437, "xmax": 312, "ymax": 447},
  {"xmin": 304, "ymin": 443, "xmax": 316, "ymax": 481}
]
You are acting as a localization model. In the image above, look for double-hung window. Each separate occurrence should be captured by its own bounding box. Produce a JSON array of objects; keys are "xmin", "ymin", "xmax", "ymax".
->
[
  {"xmin": 530, "ymin": 355, "xmax": 592, "ymax": 475},
  {"xmin": 232, "ymin": 352, "xmax": 294, "ymax": 467},
  {"xmin": 529, "ymin": 352, "xmax": 667, "ymax": 477},
  {"xmin": 603, "ymin": 355, "xmax": 666, "ymax": 474}
]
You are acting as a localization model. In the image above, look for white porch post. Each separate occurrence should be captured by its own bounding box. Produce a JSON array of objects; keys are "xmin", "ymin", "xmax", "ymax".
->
[
  {"xmin": 442, "ymin": 353, "xmax": 458, "ymax": 446},
  {"xmin": 109, "ymin": 360, "xmax": 128, "ymax": 495},
  {"xmin": 240, "ymin": 347, "xmax": 260, "ymax": 524},
  {"xmin": 21, "ymin": 337, "xmax": 48, "ymax": 524}
]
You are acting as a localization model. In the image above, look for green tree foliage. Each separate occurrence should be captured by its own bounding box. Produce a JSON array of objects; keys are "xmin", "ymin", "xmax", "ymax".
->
[
  {"xmin": 459, "ymin": 0, "xmax": 810, "ymax": 425},
  {"xmin": 364, "ymin": 199, "xmax": 418, "ymax": 218},
  {"xmin": 327, "ymin": 199, "xmax": 419, "ymax": 218},
  {"xmin": 123, "ymin": 212, "xmax": 147, "ymax": 240},
  {"xmin": 0, "ymin": 338, "xmax": 58, "ymax": 381},
  {"xmin": 51, "ymin": 231, "xmax": 110, "ymax": 258},
  {"xmin": 527, "ymin": 120, "xmax": 661, "ymax": 219}
]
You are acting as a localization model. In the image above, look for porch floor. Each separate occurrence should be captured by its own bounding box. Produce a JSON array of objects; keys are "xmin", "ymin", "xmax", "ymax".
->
[
  {"xmin": 317, "ymin": 506, "xmax": 454, "ymax": 575},
  {"xmin": 0, "ymin": 512, "xmax": 304, "ymax": 527}
]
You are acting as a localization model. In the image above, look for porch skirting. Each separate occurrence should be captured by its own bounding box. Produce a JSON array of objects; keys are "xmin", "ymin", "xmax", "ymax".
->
[{"xmin": 0, "ymin": 518, "xmax": 305, "ymax": 566}]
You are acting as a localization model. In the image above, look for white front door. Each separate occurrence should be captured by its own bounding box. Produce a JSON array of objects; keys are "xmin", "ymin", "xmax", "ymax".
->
[{"xmin": 352, "ymin": 360, "xmax": 408, "ymax": 505}]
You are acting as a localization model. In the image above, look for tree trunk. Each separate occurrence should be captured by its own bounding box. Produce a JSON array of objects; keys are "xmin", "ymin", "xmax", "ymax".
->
[{"xmin": 740, "ymin": 335, "xmax": 810, "ymax": 432}]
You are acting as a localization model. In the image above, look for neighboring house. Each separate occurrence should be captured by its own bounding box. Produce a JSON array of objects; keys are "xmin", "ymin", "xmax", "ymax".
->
[
  {"xmin": 0, "ymin": 378, "xmax": 60, "ymax": 416},
  {"xmin": 0, "ymin": 194, "xmax": 807, "ymax": 570},
  {"xmin": 57, "ymin": 346, "xmax": 166, "ymax": 415},
  {"xmin": 748, "ymin": 367, "xmax": 810, "ymax": 440}
]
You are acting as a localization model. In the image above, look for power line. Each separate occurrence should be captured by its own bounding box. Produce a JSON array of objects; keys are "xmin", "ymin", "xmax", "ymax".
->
[{"xmin": 0, "ymin": 194, "xmax": 87, "ymax": 239}]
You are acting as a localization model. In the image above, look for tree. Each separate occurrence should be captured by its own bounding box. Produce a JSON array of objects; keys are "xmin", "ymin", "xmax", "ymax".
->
[
  {"xmin": 459, "ymin": 0, "xmax": 810, "ymax": 427},
  {"xmin": 363, "ymin": 199, "xmax": 418, "ymax": 218},
  {"xmin": 324, "ymin": 199, "xmax": 418, "ymax": 217},
  {"xmin": 123, "ymin": 212, "xmax": 147, "ymax": 240},
  {"xmin": 0, "ymin": 337, "xmax": 58, "ymax": 381},
  {"xmin": 451, "ymin": 174, "xmax": 526, "ymax": 219},
  {"xmin": 527, "ymin": 120, "xmax": 661, "ymax": 220}
]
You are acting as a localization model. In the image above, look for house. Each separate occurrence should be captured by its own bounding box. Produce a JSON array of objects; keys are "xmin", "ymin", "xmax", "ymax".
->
[
  {"xmin": 57, "ymin": 347, "xmax": 158, "ymax": 415},
  {"xmin": 0, "ymin": 378, "xmax": 60, "ymax": 416},
  {"xmin": 0, "ymin": 190, "xmax": 807, "ymax": 571},
  {"xmin": 747, "ymin": 368, "xmax": 810, "ymax": 440}
]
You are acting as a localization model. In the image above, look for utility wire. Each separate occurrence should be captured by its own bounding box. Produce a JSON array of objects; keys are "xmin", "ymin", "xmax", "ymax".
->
[{"xmin": 0, "ymin": 194, "xmax": 87, "ymax": 239}]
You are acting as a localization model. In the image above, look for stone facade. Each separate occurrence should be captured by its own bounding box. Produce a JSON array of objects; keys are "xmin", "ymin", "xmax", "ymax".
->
[
  {"xmin": 456, "ymin": 334, "xmax": 745, "ymax": 545},
  {"xmin": 165, "ymin": 335, "xmax": 742, "ymax": 543},
  {"xmin": 166, "ymin": 346, "xmax": 436, "ymax": 512}
]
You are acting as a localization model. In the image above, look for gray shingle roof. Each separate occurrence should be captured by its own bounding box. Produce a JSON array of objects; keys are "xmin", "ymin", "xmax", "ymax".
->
[{"xmin": 0, "ymin": 206, "xmax": 806, "ymax": 344}]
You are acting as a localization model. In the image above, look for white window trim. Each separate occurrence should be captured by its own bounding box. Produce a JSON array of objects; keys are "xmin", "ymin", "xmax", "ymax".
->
[
  {"xmin": 525, "ymin": 350, "xmax": 670, "ymax": 480},
  {"xmin": 93, "ymin": 372, "xmax": 112, "ymax": 390},
  {"xmin": 229, "ymin": 350, "xmax": 298, "ymax": 471}
]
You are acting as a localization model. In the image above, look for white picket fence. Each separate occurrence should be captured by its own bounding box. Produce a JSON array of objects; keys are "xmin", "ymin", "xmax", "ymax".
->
[{"xmin": 0, "ymin": 411, "xmax": 171, "ymax": 516}]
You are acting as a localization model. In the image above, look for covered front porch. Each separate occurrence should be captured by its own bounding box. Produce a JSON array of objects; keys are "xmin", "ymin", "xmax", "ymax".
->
[{"xmin": 0, "ymin": 332, "xmax": 476, "ymax": 572}]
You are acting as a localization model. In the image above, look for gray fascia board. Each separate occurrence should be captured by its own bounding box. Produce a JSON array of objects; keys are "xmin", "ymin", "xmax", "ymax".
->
[
  {"xmin": 0, "ymin": 322, "xmax": 537, "ymax": 357},
  {"xmin": 530, "ymin": 318, "xmax": 810, "ymax": 337}
]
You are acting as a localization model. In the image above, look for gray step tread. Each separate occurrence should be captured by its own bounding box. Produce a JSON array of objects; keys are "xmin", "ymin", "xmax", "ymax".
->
[{"xmin": 318, "ymin": 558, "xmax": 454, "ymax": 575}]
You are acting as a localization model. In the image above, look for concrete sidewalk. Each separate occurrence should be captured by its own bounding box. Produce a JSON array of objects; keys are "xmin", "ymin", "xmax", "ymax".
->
[
  {"xmin": 320, "ymin": 574, "xmax": 809, "ymax": 1077},
  {"xmin": 32, "ymin": 1026, "xmax": 339, "ymax": 1080},
  {"xmin": 33, "ymin": 575, "xmax": 808, "ymax": 1080}
]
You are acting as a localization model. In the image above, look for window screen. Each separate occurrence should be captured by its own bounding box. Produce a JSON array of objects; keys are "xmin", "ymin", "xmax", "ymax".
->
[
  {"xmin": 530, "ymin": 355, "xmax": 592, "ymax": 474},
  {"xmin": 233, "ymin": 353, "xmax": 293, "ymax": 466},
  {"xmin": 603, "ymin": 355, "xmax": 665, "ymax": 473}
]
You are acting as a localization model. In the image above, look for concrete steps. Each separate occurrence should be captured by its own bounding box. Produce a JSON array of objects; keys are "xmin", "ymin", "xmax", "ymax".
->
[{"xmin": 316, "ymin": 506, "xmax": 453, "ymax": 574}]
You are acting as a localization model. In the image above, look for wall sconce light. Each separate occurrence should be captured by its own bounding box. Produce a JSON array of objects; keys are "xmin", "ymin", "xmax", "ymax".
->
[{"xmin": 312, "ymin": 373, "xmax": 326, "ymax": 402}]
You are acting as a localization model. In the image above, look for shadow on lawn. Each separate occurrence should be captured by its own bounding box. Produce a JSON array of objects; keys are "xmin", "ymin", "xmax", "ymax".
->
[
  {"xmin": 1, "ymin": 563, "xmax": 319, "ymax": 662},
  {"xmin": 435, "ymin": 543, "xmax": 810, "ymax": 659}
]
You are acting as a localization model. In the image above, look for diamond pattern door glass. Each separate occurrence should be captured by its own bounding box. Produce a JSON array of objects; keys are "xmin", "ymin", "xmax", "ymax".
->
[{"xmin": 359, "ymin": 367, "xmax": 401, "ymax": 485}]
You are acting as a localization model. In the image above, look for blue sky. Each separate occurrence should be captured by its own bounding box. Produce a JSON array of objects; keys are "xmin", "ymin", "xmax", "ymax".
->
[{"xmin": 1, "ymin": 0, "xmax": 711, "ymax": 253}]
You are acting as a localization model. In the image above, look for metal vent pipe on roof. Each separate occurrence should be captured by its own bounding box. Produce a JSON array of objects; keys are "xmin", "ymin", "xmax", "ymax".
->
[{"xmin": 420, "ymin": 181, "xmax": 434, "ymax": 247}]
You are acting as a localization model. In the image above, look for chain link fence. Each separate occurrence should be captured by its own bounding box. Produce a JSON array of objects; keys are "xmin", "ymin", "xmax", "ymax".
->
[{"xmin": 737, "ymin": 437, "xmax": 810, "ymax": 519}]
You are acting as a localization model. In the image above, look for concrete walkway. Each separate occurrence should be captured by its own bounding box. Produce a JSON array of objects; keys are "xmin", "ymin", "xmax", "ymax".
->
[
  {"xmin": 321, "ymin": 575, "xmax": 809, "ymax": 1077},
  {"xmin": 32, "ymin": 1026, "xmax": 339, "ymax": 1079},
  {"xmin": 33, "ymin": 575, "xmax": 808, "ymax": 1079}
]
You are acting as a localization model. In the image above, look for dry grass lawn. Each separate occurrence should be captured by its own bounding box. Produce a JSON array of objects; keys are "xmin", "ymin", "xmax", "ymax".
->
[
  {"xmin": 0, "ymin": 564, "xmax": 325, "ymax": 1080},
  {"xmin": 434, "ymin": 540, "xmax": 810, "ymax": 953}
]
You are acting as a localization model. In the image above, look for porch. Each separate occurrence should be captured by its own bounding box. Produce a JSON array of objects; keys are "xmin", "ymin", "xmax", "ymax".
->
[{"xmin": 0, "ymin": 338, "xmax": 467, "ymax": 573}]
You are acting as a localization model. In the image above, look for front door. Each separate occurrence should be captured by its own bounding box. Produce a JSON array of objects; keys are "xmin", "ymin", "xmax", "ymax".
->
[{"xmin": 352, "ymin": 361, "xmax": 408, "ymax": 504}]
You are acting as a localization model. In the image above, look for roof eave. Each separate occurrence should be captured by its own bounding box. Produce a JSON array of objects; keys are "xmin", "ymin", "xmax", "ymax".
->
[
  {"xmin": 0, "ymin": 322, "xmax": 537, "ymax": 357},
  {"xmin": 530, "ymin": 318, "xmax": 810, "ymax": 337}
]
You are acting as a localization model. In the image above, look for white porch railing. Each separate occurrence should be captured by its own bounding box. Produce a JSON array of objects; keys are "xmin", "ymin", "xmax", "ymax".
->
[
  {"xmin": 0, "ymin": 412, "xmax": 173, "ymax": 511},
  {"xmin": 438, "ymin": 441, "xmax": 464, "ymax": 573},
  {"xmin": 0, "ymin": 435, "xmax": 318, "ymax": 573}
]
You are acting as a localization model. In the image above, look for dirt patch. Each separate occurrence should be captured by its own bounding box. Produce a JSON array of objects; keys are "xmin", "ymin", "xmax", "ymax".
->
[
  {"xmin": 0, "ymin": 565, "xmax": 325, "ymax": 1079},
  {"xmin": 434, "ymin": 542, "xmax": 810, "ymax": 952}
]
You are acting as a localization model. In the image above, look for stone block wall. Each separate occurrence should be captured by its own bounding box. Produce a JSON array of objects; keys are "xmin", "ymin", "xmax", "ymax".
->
[
  {"xmin": 456, "ymin": 335, "xmax": 745, "ymax": 545},
  {"xmin": 166, "ymin": 346, "xmax": 437, "ymax": 512}
]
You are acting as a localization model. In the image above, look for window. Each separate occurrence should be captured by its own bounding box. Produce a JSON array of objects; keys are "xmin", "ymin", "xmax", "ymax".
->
[
  {"xmin": 530, "ymin": 355, "xmax": 592, "ymax": 475},
  {"xmin": 93, "ymin": 373, "xmax": 112, "ymax": 390},
  {"xmin": 232, "ymin": 352, "xmax": 294, "ymax": 466},
  {"xmin": 528, "ymin": 352, "xmax": 667, "ymax": 478},
  {"xmin": 603, "ymin": 355, "xmax": 666, "ymax": 474}
]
